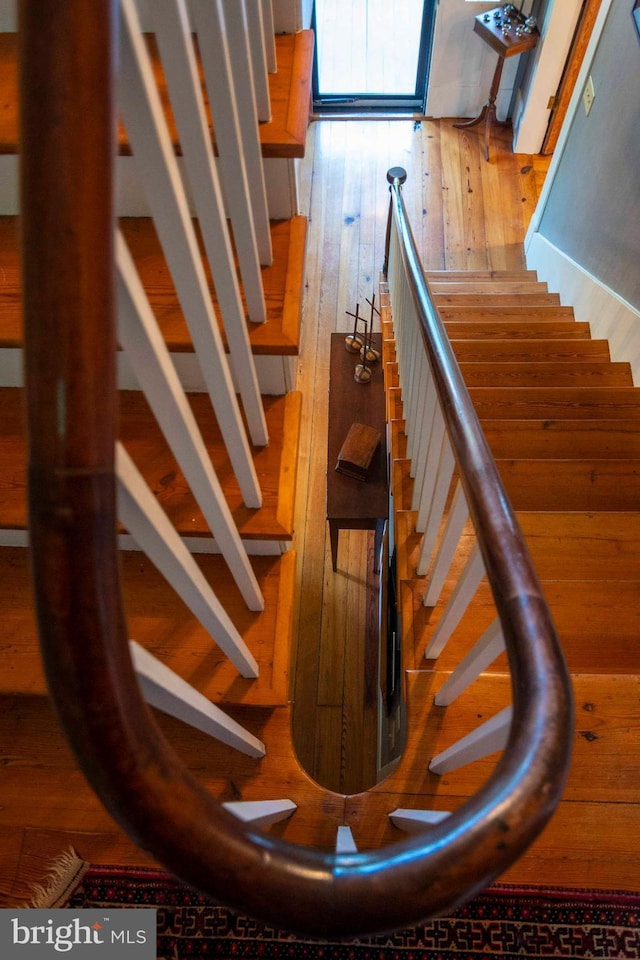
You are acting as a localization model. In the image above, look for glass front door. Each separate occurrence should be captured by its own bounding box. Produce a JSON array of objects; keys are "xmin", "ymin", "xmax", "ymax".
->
[{"xmin": 312, "ymin": 0, "xmax": 436, "ymax": 113}]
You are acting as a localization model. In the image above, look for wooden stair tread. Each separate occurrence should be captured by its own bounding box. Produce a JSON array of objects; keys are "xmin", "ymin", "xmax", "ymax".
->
[
  {"xmin": 494, "ymin": 460, "xmax": 640, "ymax": 511},
  {"xmin": 0, "ymin": 32, "xmax": 314, "ymax": 160},
  {"xmin": 402, "ymin": 577, "xmax": 640, "ymax": 674},
  {"xmin": 458, "ymin": 361, "xmax": 632, "ymax": 388},
  {"xmin": 0, "ymin": 695, "xmax": 346, "ymax": 849},
  {"xmin": 452, "ymin": 340, "xmax": 611, "ymax": 362},
  {"xmin": 0, "ymin": 387, "xmax": 302, "ymax": 541},
  {"xmin": 0, "ymin": 545, "xmax": 295, "ymax": 706},
  {"xmin": 444, "ymin": 321, "xmax": 591, "ymax": 340},
  {"xmin": 470, "ymin": 386, "xmax": 640, "ymax": 418},
  {"xmin": 482, "ymin": 419, "xmax": 640, "ymax": 459},
  {"xmin": 367, "ymin": 671, "xmax": 640, "ymax": 806},
  {"xmin": 0, "ymin": 215, "xmax": 307, "ymax": 356},
  {"xmin": 395, "ymin": 508, "xmax": 640, "ymax": 583}
]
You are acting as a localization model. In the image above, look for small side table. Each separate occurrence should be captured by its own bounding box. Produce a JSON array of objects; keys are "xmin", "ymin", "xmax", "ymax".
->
[
  {"xmin": 454, "ymin": 8, "xmax": 539, "ymax": 161},
  {"xmin": 326, "ymin": 333, "xmax": 387, "ymax": 573}
]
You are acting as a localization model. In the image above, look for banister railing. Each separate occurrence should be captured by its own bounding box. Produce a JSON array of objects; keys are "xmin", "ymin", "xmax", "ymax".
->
[{"xmin": 20, "ymin": 1, "xmax": 573, "ymax": 938}]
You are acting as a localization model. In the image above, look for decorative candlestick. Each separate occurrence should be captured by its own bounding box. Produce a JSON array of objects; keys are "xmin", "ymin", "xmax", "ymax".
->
[
  {"xmin": 345, "ymin": 303, "xmax": 363, "ymax": 352},
  {"xmin": 354, "ymin": 318, "xmax": 372, "ymax": 383},
  {"xmin": 360, "ymin": 294, "xmax": 381, "ymax": 363}
]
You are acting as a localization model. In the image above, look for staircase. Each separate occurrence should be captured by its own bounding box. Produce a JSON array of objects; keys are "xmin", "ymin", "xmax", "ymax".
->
[
  {"xmin": 379, "ymin": 270, "xmax": 640, "ymax": 882},
  {"xmin": 3, "ymin": 2, "xmax": 639, "ymax": 928},
  {"xmin": 0, "ymin": 0, "xmax": 355, "ymax": 895}
]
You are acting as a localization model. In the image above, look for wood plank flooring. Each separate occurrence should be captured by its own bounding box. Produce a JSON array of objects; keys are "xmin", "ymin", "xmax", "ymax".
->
[{"xmin": 291, "ymin": 119, "xmax": 550, "ymax": 794}]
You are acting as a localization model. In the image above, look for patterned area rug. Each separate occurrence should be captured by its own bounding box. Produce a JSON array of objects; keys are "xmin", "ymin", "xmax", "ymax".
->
[{"xmin": 60, "ymin": 863, "xmax": 640, "ymax": 959}]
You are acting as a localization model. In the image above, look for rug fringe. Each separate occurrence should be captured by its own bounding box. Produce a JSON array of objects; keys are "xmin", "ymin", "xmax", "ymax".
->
[{"xmin": 23, "ymin": 848, "xmax": 88, "ymax": 909}]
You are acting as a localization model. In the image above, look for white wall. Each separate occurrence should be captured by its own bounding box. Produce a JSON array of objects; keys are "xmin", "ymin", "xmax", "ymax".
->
[{"xmin": 526, "ymin": 0, "xmax": 640, "ymax": 383}]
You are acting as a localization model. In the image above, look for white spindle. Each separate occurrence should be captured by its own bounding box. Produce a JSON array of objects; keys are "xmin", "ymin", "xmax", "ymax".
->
[
  {"xmin": 130, "ymin": 641, "xmax": 265, "ymax": 757},
  {"xmin": 244, "ymin": 0, "xmax": 271, "ymax": 122},
  {"xmin": 423, "ymin": 481, "xmax": 469, "ymax": 606},
  {"xmin": 222, "ymin": 800, "xmax": 297, "ymax": 827},
  {"xmin": 336, "ymin": 826, "xmax": 358, "ymax": 854},
  {"xmin": 424, "ymin": 542, "xmax": 485, "ymax": 657},
  {"xmin": 153, "ymin": 0, "xmax": 268, "ymax": 446},
  {"xmin": 117, "ymin": 446, "xmax": 264, "ymax": 641},
  {"xmin": 408, "ymin": 356, "xmax": 435, "ymax": 487},
  {"xmin": 198, "ymin": 0, "xmax": 272, "ymax": 267},
  {"xmin": 116, "ymin": 237, "xmax": 264, "ymax": 613},
  {"xmin": 429, "ymin": 706, "xmax": 512, "ymax": 774},
  {"xmin": 189, "ymin": 0, "xmax": 270, "ymax": 311},
  {"xmin": 118, "ymin": 0, "xmax": 263, "ymax": 509},
  {"xmin": 414, "ymin": 405, "xmax": 446, "ymax": 528},
  {"xmin": 389, "ymin": 809, "xmax": 451, "ymax": 833},
  {"xmin": 416, "ymin": 436, "xmax": 455, "ymax": 577},
  {"xmin": 261, "ymin": 0, "xmax": 277, "ymax": 73},
  {"xmin": 435, "ymin": 619, "xmax": 505, "ymax": 706}
]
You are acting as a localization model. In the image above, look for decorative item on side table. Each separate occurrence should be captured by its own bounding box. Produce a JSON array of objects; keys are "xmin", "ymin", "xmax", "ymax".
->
[
  {"xmin": 360, "ymin": 295, "xmax": 381, "ymax": 364},
  {"xmin": 335, "ymin": 422, "xmax": 382, "ymax": 481},
  {"xmin": 354, "ymin": 318, "xmax": 372, "ymax": 383},
  {"xmin": 454, "ymin": 4, "xmax": 539, "ymax": 161},
  {"xmin": 345, "ymin": 302, "xmax": 364, "ymax": 352}
]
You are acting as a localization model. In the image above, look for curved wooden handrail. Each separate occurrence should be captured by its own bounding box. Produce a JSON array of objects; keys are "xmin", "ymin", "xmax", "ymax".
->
[{"xmin": 20, "ymin": 2, "xmax": 573, "ymax": 938}]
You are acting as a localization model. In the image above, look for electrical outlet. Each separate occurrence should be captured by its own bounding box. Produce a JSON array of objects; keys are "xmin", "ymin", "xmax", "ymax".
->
[{"xmin": 583, "ymin": 76, "xmax": 595, "ymax": 116}]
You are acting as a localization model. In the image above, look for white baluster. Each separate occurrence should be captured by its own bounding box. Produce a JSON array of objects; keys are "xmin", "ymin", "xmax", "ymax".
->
[
  {"xmin": 261, "ymin": 0, "xmax": 277, "ymax": 73},
  {"xmin": 429, "ymin": 706, "xmax": 512, "ymax": 774},
  {"xmin": 424, "ymin": 542, "xmax": 485, "ymax": 657},
  {"xmin": 200, "ymin": 0, "xmax": 272, "ymax": 266},
  {"xmin": 223, "ymin": 799, "xmax": 297, "ymax": 827},
  {"xmin": 408, "ymin": 358, "xmax": 436, "ymax": 489},
  {"xmin": 116, "ymin": 238, "xmax": 264, "ymax": 613},
  {"xmin": 435, "ymin": 619, "xmax": 505, "ymax": 706},
  {"xmin": 416, "ymin": 436, "xmax": 455, "ymax": 577},
  {"xmin": 423, "ymin": 481, "xmax": 469, "ymax": 606},
  {"xmin": 389, "ymin": 809, "xmax": 451, "ymax": 833},
  {"xmin": 130, "ymin": 641, "xmax": 265, "ymax": 757},
  {"xmin": 190, "ymin": 0, "xmax": 270, "ymax": 311},
  {"xmin": 336, "ymin": 826, "xmax": 358, "ymax": 854},
  {"xmin": 153, "ymin": 0, "xmax": 268, "ymax": 446},
  {"xmin": 244, "ymin": 0, "xmax": 271, "ymax": 122},
  {"xmin": 118, "ymin": 0, "xmax": 263, "ymax": 509},
  {"xmin": 117, "ymin": 446, "xmax": 263, "ymax": 656},
  {"xmin": 414, "ymin": 406, "xmax": 445, "ymax": 527}
]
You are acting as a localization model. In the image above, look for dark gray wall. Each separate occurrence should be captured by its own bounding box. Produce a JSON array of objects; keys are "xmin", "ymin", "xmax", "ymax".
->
[{"xmin": 538, "ymin": 2, "xmax": 640, "ymax": 310}]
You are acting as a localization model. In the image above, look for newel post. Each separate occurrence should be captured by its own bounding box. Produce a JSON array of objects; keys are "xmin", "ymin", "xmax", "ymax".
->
[{"xmin": 382, "ymin": 165, "xmax": 407, "ymax": 278}]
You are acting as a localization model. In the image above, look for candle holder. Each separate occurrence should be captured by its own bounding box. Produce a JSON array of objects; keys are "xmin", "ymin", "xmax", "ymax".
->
[
  {"xmin": 354, "ymin": 318, "xmax": 372, "ymax": 383},
  {"xmin": 360, "ymin": 294, "xmax": 381, "ymax": 363},
  {"xmin": 344, "ymin": 303, "xmax": 364, "ymax": 353}
]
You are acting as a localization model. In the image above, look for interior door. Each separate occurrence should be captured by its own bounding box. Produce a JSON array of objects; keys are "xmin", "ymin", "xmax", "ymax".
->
[{"xmin": 312, "ymin": 0, "xmax": 436, "ymax": 112}]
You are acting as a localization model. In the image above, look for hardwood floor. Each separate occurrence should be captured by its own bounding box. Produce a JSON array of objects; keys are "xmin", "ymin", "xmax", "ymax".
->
[{"xmin": 290, "ymin": 118, "xmax": 550, "ymax": 793}]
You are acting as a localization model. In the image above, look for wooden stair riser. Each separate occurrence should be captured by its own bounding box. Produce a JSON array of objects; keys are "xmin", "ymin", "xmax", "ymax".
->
[
  {"xmin": 470, "ymin": 388, "xmax": 640, "ymax": 419},
  {"xmin": 445, "ymin": 321, "xmax": 592, "ymax": 340},
  {"xmin": 458, "ymin": 361, "xmax": 632, "ymax": 388},
  {"xmin": 452, "ymin": 341, "xmax": 611, "ymax": 362}
]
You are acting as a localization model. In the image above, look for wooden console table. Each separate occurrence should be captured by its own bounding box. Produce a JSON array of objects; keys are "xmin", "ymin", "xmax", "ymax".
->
[
  {"xmin": 454, "ymin": 6, "xmax": 539, "ymax": 161},
  {"xmin": 326, "ymin": 333, "xmax": 387, "ymax": 573}
]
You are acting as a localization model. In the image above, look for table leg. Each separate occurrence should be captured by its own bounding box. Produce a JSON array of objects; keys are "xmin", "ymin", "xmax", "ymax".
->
[
  {"xmin": 329, "ymin": 519, "xmax": 339, "ymax": 573},
  {"xmin": 454, "ymin": 53, "xmax": 506, "ymax": 161},
  {"xmin": 373, "ymin": 519, "xmax": 386, "ymax": 574}
]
